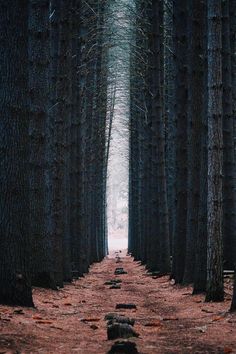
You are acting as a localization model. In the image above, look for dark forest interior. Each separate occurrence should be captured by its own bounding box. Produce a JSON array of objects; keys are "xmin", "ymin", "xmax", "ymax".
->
[{"xmin": 0, "ymin": 0, "xmax": 236, "ymax": 353}]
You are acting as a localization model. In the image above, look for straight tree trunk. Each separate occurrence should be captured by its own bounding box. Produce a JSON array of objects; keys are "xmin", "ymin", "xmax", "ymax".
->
[
  {"xmin": 151, "ymin": 0, "xmax": 170, "ymax": 274},
  {"xmin": 0, "ymin": 0, "xmax": 34, "ymax": 306},
  {"xmin": 183, "ymin": 0, "xmax": 204, "ymax": 284},
  {"xmin": 205, "ymin": 0, "xmax": 224, "ymax": 302},
  {"xmin": 222, "ymin": 0, "xmax": 236, "ymax": 270},
  {"xmin": 28, "ymin": 0, "xmax": 56, "ymax": 289},
  {"xmin": 193, "ymin": 1, "xmax": 208, "ymax": 294},
  {"xmin": 49, "ymin": 0, "xmax": 64, "ymax": 287},
  {"xmin": 172, "ymin": 0, "xmax": 188, "ymax": 283}
]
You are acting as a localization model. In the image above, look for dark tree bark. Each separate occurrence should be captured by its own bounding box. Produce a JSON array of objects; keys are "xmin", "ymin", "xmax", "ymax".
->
[
  {"xmin": 60, "ymin": 0, "xmax": 73, "ymax": 283},
  {"xmin": 28, "ymin": 0, "xmax": 56, "ymax": 289},
  {"xmin": 0, "ymin": 0, "xmax": 33, "ymax": 306},
  {"xmin": 229, "ymin": 0, "xmax": 236, "ymax": 313},
  {"xmin": 70, "ymin": 0, "xmax": 81, "ymax": 277},
  {"xmin": 230, "ymin": 0, "xmax": 236, "ymax": 157},
  {"xmin": 49, "ymin": 0, "xmax": 64, "ymax": 287},
  {"xmin": 231, "ymin": 274, "xmax": 236, "ymax": 312},
  {"xmin": 222, "ymin": 0, "xmax": 236, "ymax": 270},
  {"xmin": 151, "ymin": 0, "xmax": 170, "ymax": 274},
  {"xmin": 192, "ymin": 1, "xmax": 208, "ymax": 294},
  {"xmin": 164, "ymin": 0, "xmax": 175, "ymax": 258},
  {"xmin": 172, "ymin": 0, "xmax": 188, "ymax": 283},
  {"xmin": 183, "ymin": 0, "xmax": 204, "ymax": 285},
  {"xmin": 205, "ymin": 0, "xmax": 224, "ymax": 302}
]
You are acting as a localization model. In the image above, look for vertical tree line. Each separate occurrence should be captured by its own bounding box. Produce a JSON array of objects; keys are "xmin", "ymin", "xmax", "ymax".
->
[
  {"xmin": 128, "ymin": 0, "xmax": 236, "ymax": 310},
  {"xmin": 0, "ymin": 0, "xmax": 108, "ymax": 306},
  {"xmin": 1, "ymin": 0, "xmax": 236, "ymax": 312}
]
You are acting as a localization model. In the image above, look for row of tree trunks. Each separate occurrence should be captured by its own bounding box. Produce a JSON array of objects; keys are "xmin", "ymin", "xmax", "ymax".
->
[
  {"xmin": 128, "ymin": 0, "xmax": 236, "ymax": 309},
  {"xmin": 0, "ymin": 0, "xmax": 108, "ymax": 306}
]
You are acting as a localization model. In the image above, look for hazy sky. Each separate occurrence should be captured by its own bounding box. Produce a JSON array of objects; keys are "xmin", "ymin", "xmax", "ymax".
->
[{"xmin": 106, "ymin": 0, "xmax": 135, "ymax": 250}]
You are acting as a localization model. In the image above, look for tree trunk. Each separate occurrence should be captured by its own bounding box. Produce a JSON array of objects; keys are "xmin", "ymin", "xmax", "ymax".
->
[
  {"xmin": 49, "ymin": 0, "xmax": 64, "ymax": 287},
  {"xmin": 151, "ymin": 0, "xmax": 170, "ymax": 274},
  {"xmin": 0, "ymin": 0, "xmax": 33, "ymax": 306},
  {"xmin": 172, "ymin": 0, "xmax": 188, "ymax": 283},
  {"xmin": 205, "ymin": 0, "xmax": 224, "ymax": 302},
  {"xmin": 222, "ymin": 0, "xmax": 236, "ymax": 270},
  {"xmin": 28, "ymin": 0, "xmax": 56, "ymax": 289},
  {"xmin": 183, "ymin": 0, "xmax": 204, "ymax": 284}
]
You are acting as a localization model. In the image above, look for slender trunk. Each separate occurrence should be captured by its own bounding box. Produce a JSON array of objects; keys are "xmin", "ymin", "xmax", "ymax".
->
[
  {"xmin": 151, "ymin": 0, "xmax": 170, "ymax": 274},
  {"xmin": 205, "ymin": 0, "xmax": 224, "ymax": 302},
  {"xmin": 172, "ymin": 0, "xmax": 188, "ymax": 283},
  {"xmin": 222, "ymin": 0, "xmax": 236, "ymax": 270},
  {"xmin": 183, "ymin": 0, "xmax": 204, "ymax": 284}
]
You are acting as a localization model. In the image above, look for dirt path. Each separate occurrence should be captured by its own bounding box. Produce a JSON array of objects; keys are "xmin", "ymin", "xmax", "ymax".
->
[{"xmin": 0, "ymin": 252, "xmax": 235, "ymax": 353}]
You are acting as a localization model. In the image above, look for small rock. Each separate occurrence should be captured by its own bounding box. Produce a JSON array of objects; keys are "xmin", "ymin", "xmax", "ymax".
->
[
  {"xmin": 90, "ymin": 324, "xmax": 98, "ymax": 330},
  {"xmin": 201, "ymin": 308, "xmax": 214, "ymax": 314},
  {"xmin": 104, "ymin": 281, "xmax": 116, "ymax": 286},
  {"xmin": 114, "ymin": 268, "xmax": 128, "ymax": 275},
  {"xmin": 116, "ymin": 304, "xmax": 137, "ymax": 310},
  {"xmin": 110, "ymin": 285, "xmax": 121, "ymax": 289},
  {"xmin": 81, "ymin": 318, "xmax": 100, "ymax": 322},
  {"xmin": 106, "ymin": 314, "xmax": 135, "ymax": 326},
  {"xmin": 13, "ymin": 309, "xmax": 24, "ymax": 315},
  {"xmin": 144, "ymin": 321, "xmax": 161, "ymax": 327},
  {"xmin": 196, "ymin": 325, "xmax": 207, "ymax": 333},
  {"xmin": 105, "ymin": 313, "xmax": 117, "ymax": 321},
  {"xmin": 107, "ymin": 341, "xmax": 139, "ymax": 354},
  {"xmin": 107, "ymin": 323, "xmax": 139, "ymax": 340}
]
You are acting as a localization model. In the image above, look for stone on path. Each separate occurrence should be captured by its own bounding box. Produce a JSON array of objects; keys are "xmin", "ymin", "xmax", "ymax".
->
[
  {"xmin": 110, "ymin": 284, "xmax": 121, "ymax": 289},
  {"xmin": 114, "ymin": 268, "xmax": 127, "ymax": 275},
  {"xmin": 105, "ymin": 314, "xmax": 135, "ymax": 326},
  {"xmin": 107, "ymin": 323, "xmax": 139, "ymax": 340},
  {"xmin": 107, "ymin": 341, "xmax": 139, "ymax": 354},
  {"xmin": 116, "ymin": 304, "xmax": 137, "ymax": 310}
]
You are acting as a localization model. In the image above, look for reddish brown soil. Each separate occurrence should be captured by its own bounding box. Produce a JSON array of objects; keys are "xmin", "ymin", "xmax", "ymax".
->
[{"xmin": 0, "ymin": 252, "xmax": 235, "ymax": 354}]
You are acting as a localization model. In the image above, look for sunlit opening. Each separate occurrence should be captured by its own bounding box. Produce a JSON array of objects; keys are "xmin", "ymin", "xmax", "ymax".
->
[{"xmin": 105, "ymin": 0, "xmax": 134, "ymax": 253}]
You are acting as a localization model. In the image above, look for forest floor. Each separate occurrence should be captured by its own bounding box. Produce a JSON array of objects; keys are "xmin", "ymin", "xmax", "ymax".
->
[{"xmin": 0, "ymin": 252, "xmax": 235, "ymax": 354}]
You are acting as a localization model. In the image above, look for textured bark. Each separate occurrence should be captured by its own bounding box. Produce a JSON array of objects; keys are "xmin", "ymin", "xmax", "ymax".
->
[
  {"xmin": 0, "ymin": 0, "xmax": 33, "ymax": 306},
  {"xmin": 222, "ymin": 0, "xmax": 236, "ymax": 270},
  {"xmin": 172, "ymin": 0, "xmax": 188, "ymax": 283},
  {"xmin": 70, "ymin": 0, "xmax": 81, "ymax": 276},
  {"xmin": 230, "ymin": 0, "xmax": 236, "ymax": 156},
  {"xmin": 192, "ymin": 1, "xmax": 208, "ymax": 294},
  {"xmin": 151, "ymin": 0, "xmax": 170, "ymax": 274},
  {"xmin": 28, "ymin": 0, "xmax": 56, "ymax": 289},
  {"xmin": 183, "ymin": 0, "xmax": 204, "ymax": 284},
  {"xmin": 164, "ymin": 0, "xmax": 175, "ymax": 256},
  {"xmin": 205, "ymin": 0, "xmax": 224, "ymax": 302},
  {"xmin": 49, "ymin": 0, "xmax": 64, "ymax": 287},
  {"xmin": 61, "ymin": 0, "xmax": 73, "ymax": 282},
  {"xmin": 229, "ymin": 0, "xmax": 236, "ymax": 313}
]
